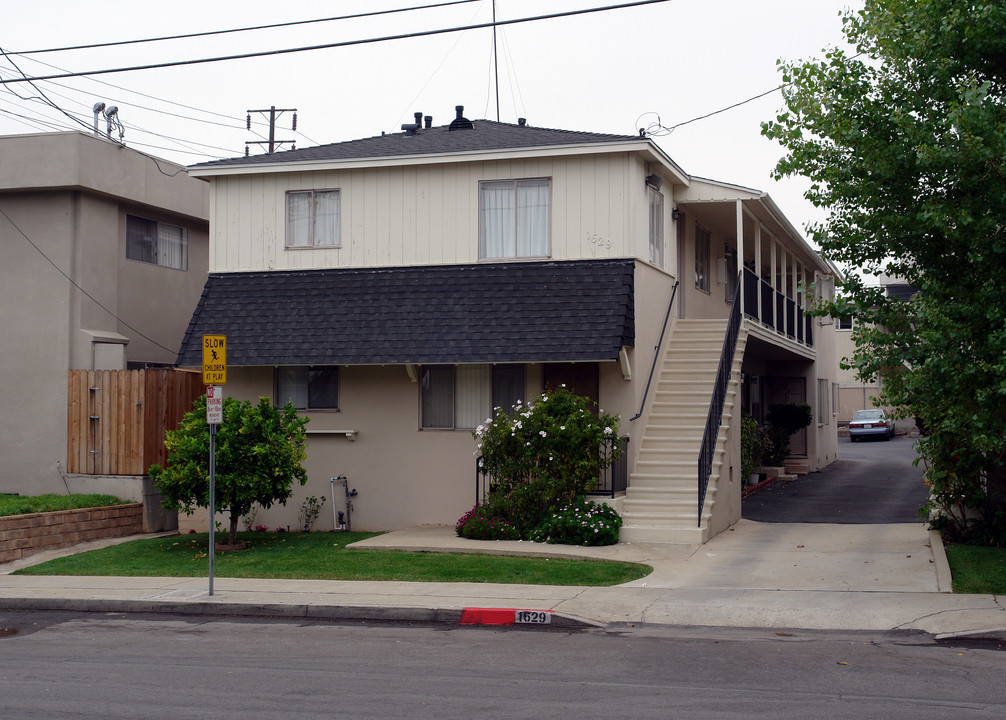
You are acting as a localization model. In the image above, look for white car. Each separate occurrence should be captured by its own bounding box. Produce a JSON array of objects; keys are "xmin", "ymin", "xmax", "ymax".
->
[{"xmin": 848, "ymin": 409, "xmax": 895, "ymax": 441}]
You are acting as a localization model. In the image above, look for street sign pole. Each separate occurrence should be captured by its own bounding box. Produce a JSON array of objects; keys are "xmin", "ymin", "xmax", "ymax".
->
[
  {"xmin": 202, "ymin": 332, "xmax": 226, "ymax": 598},
  {"xmin": 208, "ymin": 422, "xmax": 216, "ymax": 596}
]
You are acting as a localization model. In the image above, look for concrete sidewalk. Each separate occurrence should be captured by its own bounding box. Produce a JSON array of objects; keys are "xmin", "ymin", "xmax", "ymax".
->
[{"xmin": 1, "ymin": 521, "xmax": 1004, "ymax": 638}]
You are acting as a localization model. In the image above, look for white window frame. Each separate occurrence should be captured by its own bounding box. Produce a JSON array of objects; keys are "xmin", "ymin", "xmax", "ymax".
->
[
  {"xmin": 286, "ymin": 189, "xmax": 341, "ymax": 249},
  {"xmin": 818, "ymin": 378, "xmax": 830, "ymax": 425},
  {"xmin": 837, "ymin": 316, "xmax": 854, "ymax": 331},
  {"xmin": 648, "ymin": 187, "xmax": 664, "ymax": 267},
  {"xmin": 125, "ymin": 214, "xmax": 188, "ymax": 270},
  {"xmin": 479, "ymin": 178, "xmax": 551, "ymax": 259}
]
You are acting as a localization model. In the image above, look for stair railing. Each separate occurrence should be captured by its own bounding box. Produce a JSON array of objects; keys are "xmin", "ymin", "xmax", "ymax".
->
[
  {"xmin": 629, "ymin": 281, "xmax": 679, "ymax": 422},
  {"xmin": 697, "ymin": 275, "xmax": 743, "ymax": 526}
]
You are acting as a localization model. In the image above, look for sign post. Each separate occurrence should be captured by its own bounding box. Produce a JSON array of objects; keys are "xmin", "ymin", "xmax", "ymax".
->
[{"xmin": 202, "ymin": 335, "xmax": 227, "ymax": 596}]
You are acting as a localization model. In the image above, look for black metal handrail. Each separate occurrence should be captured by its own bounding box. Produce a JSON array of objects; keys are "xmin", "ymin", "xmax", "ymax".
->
[
  {"xmin": 476, "ymin": 435, "xmax": 629, "ymax": 503},
  {"xmin": 697, "ymin": 275, "xmax": 743, "ymax": 527},
  {"xmin": 630, "ymin": 281, "xmax": 679, "ymax": 422}
]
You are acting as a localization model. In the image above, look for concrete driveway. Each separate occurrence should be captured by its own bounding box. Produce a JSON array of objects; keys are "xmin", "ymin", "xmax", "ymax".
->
[{"xmin": 743, "ymin": 435, "xmax": 931, "ymax": 523}]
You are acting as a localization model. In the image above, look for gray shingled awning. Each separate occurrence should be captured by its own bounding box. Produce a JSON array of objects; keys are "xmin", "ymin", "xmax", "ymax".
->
[{"xmin": 176, "ymin": 259, "xmax": 635, "ymax": 367}]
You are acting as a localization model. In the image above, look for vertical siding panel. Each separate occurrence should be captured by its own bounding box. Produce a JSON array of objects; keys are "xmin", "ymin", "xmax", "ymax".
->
[
  {"xmin": 364, "ymin": 168, "xmax": 379, "ymax": 267},
  {"xmin": 348, "ymin": 169, "xmax": 364, "ymax": 268},
  {"xmin": 388, "ymin": 168, "xmax": 404, "ymax": 265},
  {"xmin": 595, "ymin": 155, "xmax": 611, "ymax": 257},
  {"xmin": 428, "ymin": 164, "xmax": 444, "ymax": 264}
]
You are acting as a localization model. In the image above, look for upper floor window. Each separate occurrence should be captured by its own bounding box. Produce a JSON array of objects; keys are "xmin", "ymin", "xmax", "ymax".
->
[
  {"xmin": 126, "ymin": 215, "xmax": 187, "ymax": 270},
  {"xmin": 286, "ymin": 189, "xmax": 340, "ymax": 248},
  {"xmin": 648, "ymin": 187, "xmax": 664, "ymax": 267},
  {"xmin": 837, "ymin": 316, "xmax": 854, "ymax": 331},
  {"xmin": 276, "ymin": 366, "xmax": 339, "ymax": 410},
  {"xmin": 695, "ymin": 224, "xmax": 711, "ymax": 292},
  {"xmin": 479, "ymin": 179, "xmax": 550, "ymax": 259}
]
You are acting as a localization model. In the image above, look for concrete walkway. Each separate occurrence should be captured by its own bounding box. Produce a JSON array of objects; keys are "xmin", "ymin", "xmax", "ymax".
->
[{"xmin": 1, "ymin": 521, "xmax": 1004, "ymax": 638}]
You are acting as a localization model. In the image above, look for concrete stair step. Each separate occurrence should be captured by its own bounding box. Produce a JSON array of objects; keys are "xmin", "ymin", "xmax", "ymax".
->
[{"xmin": 619, "ymin": 524, "xmax": 709, "ymax": 545}]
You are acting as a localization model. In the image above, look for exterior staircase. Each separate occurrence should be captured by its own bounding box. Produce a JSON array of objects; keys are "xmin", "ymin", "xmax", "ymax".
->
[{"xmin": 620, "ymin": 318, "xmax": 747, "ymax": 545}]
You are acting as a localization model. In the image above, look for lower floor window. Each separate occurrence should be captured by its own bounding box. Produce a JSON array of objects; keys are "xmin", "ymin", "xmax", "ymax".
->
[
  {"xmin": 421, "ymin": 364, "xmax": 526, "ymax": 429},
  {"xmin": 276, "ymin": 366, "xmax": 339, "ymax": 410}
]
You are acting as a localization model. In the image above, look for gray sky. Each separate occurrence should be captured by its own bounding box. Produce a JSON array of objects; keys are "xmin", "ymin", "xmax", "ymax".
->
[{"xmin": 1, "ymin": 0, "xmax": 860, "ymax": 238}]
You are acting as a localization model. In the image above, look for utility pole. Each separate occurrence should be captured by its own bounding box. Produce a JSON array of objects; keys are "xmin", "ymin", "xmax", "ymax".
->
[{"xmin": 245, "ymin": 105, "xmax": 297, "ymax": 155}]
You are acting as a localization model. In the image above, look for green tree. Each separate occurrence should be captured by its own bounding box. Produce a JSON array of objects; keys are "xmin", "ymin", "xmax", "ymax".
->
[
  {"xmin": 149, "ymin": 395, "xmax": 309, "ymax": 545},
  {"xmin": 762, "ymin": 0, "xmax": 1006, "ymax": 542}
]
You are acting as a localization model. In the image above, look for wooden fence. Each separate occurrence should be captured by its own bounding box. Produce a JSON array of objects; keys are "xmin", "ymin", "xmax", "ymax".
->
[{"xmin": 67, "ymin": 369, "xmax": 205, "ymax": 475}]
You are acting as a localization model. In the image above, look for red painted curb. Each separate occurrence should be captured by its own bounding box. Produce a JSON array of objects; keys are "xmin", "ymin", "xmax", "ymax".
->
[{"xmin": 459, "ymin": 608, "xmax": 554, "ymax": 625}]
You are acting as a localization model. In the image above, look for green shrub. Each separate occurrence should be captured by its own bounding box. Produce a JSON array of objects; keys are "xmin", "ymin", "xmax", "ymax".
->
[
  {"xmin": 530, "ymin": 497, "xmax": 622, "ymax": 546},
  {"xmin": 460, "ymin": 387, "xmax": 623, "ymax": 542},
  {"xmin": 765, "ymin": 403, "xmax": 813, "ymax": 464},
  {"xmin": 455, "ymin": 501, "xmax": 521, "ymax": 541}
]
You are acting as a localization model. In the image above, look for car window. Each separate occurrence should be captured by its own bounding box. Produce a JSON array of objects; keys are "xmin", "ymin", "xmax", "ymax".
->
[{"xmin": 852, "ymin": 410, "xmax": 884, "ymax": 420}]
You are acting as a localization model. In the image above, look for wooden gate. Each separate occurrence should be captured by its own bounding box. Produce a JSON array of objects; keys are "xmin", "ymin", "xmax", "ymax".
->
[{"xmin": 67, "ymin": 369, "xmax": 205, "ymax": 475}]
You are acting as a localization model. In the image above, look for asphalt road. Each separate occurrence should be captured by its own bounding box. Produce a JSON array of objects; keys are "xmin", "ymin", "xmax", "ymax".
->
[
  {"xmin": 743, "ymin": 435, "xmax": 930, "ymax": 524},
  {"xmin": 1, "ymin": 611, "xmax": 1004, "ymax": 719}
]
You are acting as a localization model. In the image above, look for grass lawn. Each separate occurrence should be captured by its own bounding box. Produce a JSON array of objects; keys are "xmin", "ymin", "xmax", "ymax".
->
[
  {"xmin": 944, "ymin": 543, "xmax": 1006, "ymax": 594},
  {"xmin": 0, "ymin": 493, "xmax": 125, "ymax": 517},
  {"xmin": 14, "ymin": 531, "xmax": 651, "ymax": 587}
]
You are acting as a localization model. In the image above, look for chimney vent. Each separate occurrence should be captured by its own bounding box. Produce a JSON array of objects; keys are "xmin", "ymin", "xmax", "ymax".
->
[
  {"xmin": 424, "ymin": 115, "xmax": 433, "ymax": 129},
  {"xmin": 517, "ymin": 117, "xmax": 527, "ymax": 127},
  {"xmin": 449, "ymin": 105, "xmax": 474, "ymax": 131}
]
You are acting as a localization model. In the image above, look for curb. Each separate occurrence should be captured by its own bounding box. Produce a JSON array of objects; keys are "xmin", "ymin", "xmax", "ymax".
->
[{"xmin": 0, "ymin": 597, "xmax": 599, "ymax": 629}]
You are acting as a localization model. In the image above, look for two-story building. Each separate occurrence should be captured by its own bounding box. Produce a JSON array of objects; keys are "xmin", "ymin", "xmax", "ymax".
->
[
  {"xmin": 0, "ymin": 131, "xmax": 209, "ymax": 497},
  {"xmin": 179, "ymin": 106, "xmax": 838, "ymax": 543}
]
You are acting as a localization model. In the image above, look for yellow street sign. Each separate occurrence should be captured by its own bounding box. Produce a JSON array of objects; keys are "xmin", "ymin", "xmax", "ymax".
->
[{"xmin": 202, "ymin": 334, "xmax": 227, "ymax": 384}]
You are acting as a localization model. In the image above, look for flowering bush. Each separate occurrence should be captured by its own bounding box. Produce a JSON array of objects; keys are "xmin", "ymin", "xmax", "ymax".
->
[
  {"xmin": 458, "ymin": 387, "xmax": 623, "ymax": 542},
  {"xmin": 530, "ymin": 497, "xmax": 622, "ymax": 546},
  {"xmin": 455, "ymin": 501, "xmax": 520, "ymax": 541}
]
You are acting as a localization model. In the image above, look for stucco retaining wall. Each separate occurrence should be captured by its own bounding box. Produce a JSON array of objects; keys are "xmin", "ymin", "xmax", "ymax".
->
[{"xmin": 0, "ymin": 503, "xmax": 143, "ymax": 564}]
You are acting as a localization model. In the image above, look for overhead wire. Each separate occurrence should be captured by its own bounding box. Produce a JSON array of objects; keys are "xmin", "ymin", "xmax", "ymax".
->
[
  {"xmin": 11, "ymin": 0, "xmax": 483, "ymax": 56},
  {"xmin": 0, "ymin": 1, "xmax": 672, "ymax": 86}
]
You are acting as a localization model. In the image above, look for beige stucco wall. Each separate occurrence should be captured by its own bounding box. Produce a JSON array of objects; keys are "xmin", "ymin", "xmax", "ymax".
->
[
  {"xmin": 0, "ymin": 132, "xmax": 208, "ymax": 496},
  {"xmin": 173, "ymin": 259, "xmax": 679, "ymax": 533}
]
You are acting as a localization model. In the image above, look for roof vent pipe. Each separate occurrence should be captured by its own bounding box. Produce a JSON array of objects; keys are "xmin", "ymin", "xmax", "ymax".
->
[
  {"xmin": 448, "ymin": 105, "xmax": 474, "ymax": 131},
  {"xmin": 517, "ymin": 117, "xmax": 526, "ymax": 127},
  {"xmin": 414, "ymin": 111, "xmax": 423, "ymax": 128},
  {"xmin": 424, "ymin": 115, "xmax": 432, "ymax": 129}
]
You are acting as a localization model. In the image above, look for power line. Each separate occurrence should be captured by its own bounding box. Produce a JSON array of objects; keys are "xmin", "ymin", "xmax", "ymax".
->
[
  {"xmin": 0, "ymin": 0, "xmax": 671, "ymax": 86},
  {"xmin": 0, "ymin": 205, "xmax": 178, "ymax": 354},
  {"xmin": 11, "ymin": 0, "xmax": 482, "ymax": 56}
]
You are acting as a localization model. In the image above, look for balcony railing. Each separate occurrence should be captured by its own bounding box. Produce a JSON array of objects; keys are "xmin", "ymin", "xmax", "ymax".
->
[{"xmin": 742, "ymin": 268, "xmax": 814, "ymax": 348}]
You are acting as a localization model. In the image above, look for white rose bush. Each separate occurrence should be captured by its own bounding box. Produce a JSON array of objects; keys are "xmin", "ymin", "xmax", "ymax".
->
[{"xmin": 456, "ymin": 387, "xmax": 623, "ymax": 544}]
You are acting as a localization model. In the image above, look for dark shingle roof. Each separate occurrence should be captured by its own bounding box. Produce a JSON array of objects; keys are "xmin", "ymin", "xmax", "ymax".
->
[
  {"xmin": 176, "ymin": 259, "xmax": 635, "ymax": 366},
  {"xmin": 189, "ymin": 118, "xmax": 642, "ymax": 171}
]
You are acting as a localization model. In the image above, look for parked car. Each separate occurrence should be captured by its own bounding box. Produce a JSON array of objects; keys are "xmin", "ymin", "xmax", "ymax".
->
[{"xmin": 848, "ymin": 409, "xmax": 895, "ymax": 441}]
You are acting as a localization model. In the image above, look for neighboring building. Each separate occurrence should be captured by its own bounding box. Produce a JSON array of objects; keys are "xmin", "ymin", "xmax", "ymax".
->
[
  {"xmin": 180, "ymin": 107, "xmax": 838, "ymax": 543},
  {"xmin": 834, "ymin": 275, "xmax": 916, "ymax": 432},
  {"xmin": 0, "ymin": 131, "xmax": 209, "ymax": 496}
]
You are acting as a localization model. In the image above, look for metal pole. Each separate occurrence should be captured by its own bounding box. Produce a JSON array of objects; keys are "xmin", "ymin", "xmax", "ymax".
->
[{"xmin": 208, "ymin": 423, "xmax": 216, "ymax": 596}]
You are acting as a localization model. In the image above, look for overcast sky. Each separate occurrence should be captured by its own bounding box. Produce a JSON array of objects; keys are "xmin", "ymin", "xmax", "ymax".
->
[{"xmin": 1, "ymin": 0, "xmax": 861, "ymax": 239}]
